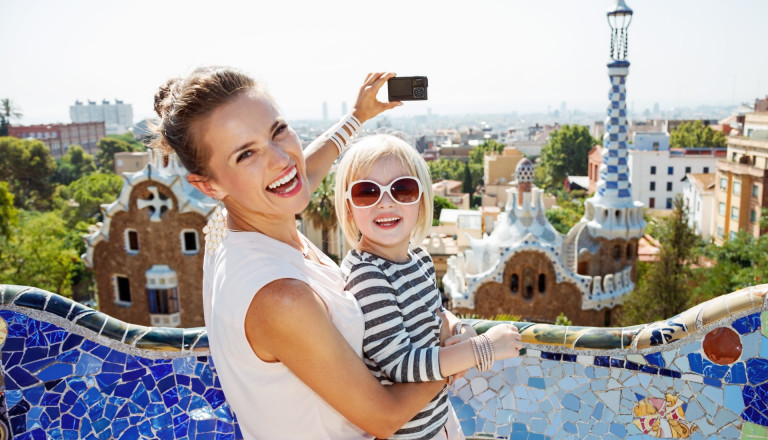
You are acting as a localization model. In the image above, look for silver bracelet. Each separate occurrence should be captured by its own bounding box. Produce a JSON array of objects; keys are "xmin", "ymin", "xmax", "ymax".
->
[{"xmin": 482, "ymin": 334, "xmax": 495, "ymax": 369}]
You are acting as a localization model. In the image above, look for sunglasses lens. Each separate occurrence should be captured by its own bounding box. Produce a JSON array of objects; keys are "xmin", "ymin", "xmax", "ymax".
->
[
  {"xmin": 350, "ymin": 181, "xmax": 381, "ymax": 207},
  {"xmin": 390, "ymin": 178, "xmax": 421, "ymax": 204}
]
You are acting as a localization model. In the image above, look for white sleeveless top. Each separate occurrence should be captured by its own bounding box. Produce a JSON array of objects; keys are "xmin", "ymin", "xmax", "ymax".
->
[{"xmin": 202, "ymin": 229, "xmax": 371, "ymax": 440}]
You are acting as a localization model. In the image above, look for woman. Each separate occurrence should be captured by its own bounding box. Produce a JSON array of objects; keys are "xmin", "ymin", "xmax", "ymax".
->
[{"xmin": 151, "ymin": 66, "xmax": 523, "ymax": 440}]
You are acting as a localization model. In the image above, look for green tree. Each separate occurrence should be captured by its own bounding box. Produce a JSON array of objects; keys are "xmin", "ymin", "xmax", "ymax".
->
[
  {"xmin": 433, "ymin": 196, "xmax": 457, "ymax": 226},
  {"xmin": 96, "ymin": 137, "xmax": 138, "ymax": 172},
  {"xmin": 462, "ymin": 162, "xmax": 473, "ymax": 195},
  {"xmin": 545, "ymin": 190, "xmax": 586, "ymax": 234},
  {"xmin": 670, "ymin": 121, "xmax": 727, "ymax": 149},
  {"xmin": 0, "ymin": 211, "xmax": 79, "ymax": 297},
  {"xmin": 539, "ymin": 125, "xmax": 596, "ymax": 190},
  {"xmin": 55, "ymin": 172, "xmax": 124, "ymax": 227},
  {"xmin": 0, "ymin": 137, "xmax": 57, "ymax": 210},
  {"xmin": 0, "ymin": 99, "xmax": 23, "ymax": 136},
  {"xmin": 53, "ymin": 145, "xmax": 97, "ymax": 185},
  {"xmin": 303, "ymin": 174, "xmax": 336, "ymax": 257},
  {"xmin": 619, "ymin": 195, "xmax": 700, "ymax": 325},
  {"xmin": 0, "ymin": 181, "xmax": 17, "ymax": 238},
  {"xmin": 108, "ymin": 132, "xmax": 145, "ymax": 151}
]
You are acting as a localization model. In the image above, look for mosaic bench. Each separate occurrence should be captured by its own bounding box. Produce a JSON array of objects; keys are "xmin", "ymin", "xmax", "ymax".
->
[{"xmin": 0, "ymin": 283, "xmax": 767, "ymax": 439}]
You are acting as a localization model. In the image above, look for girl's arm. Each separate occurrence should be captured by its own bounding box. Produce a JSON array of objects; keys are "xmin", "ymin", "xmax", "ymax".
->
[
  {"xmin": 304, "ymin": 72, "xmax": 401, "ymax": 192},
  {"xmin": 244, "ymin": 278, "xmax": 444, "ymax": 440},
  {"xmin": 347, "ymin": 262, "xmax": 444, "ymax": 383}
]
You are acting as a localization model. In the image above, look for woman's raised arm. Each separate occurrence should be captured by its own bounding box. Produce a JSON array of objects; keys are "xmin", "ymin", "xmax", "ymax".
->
[{"xmin": 303, "ymin": 72, "xmax": 402, "ymax": 192}]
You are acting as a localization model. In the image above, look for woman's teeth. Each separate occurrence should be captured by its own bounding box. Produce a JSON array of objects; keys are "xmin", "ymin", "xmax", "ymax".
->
[{"xmin": 268, "ymin": 167, "xmax": 297, "ymax": 190}]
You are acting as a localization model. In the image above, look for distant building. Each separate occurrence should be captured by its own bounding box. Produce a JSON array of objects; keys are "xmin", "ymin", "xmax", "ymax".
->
[
  {"xmin": 70, "ymin": 99, "xmax": 133, "ymax": 135},
  {"xmin": 114, "ymin": 151, "xmax": 150, "ymax": 174},
  {"xmin": 83, "ymin": 149, "xmax": 217, "ymax": 328},
  {"xmin": 683, "ymin": 173, "xmax": 716, "ymax": 239},
  {"xmin": 482, "ymin": 147, "xmax": 524, "ymax": 208},
  {"xmin": 714, "ymin": 111, "xmax": 768, "ymax": 243},
  {"xmin": 9, "ymin": 122, "xmax": 106, "ymax": 158},
  {"xmin": 433, "ymin": 180, "xmax": 470, "ymax": 210}
]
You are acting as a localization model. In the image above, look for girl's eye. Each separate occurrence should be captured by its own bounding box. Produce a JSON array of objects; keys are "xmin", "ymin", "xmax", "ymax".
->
[{"xmin": 236, "ymin": 150, "xmax": 252, "ymax": 163}]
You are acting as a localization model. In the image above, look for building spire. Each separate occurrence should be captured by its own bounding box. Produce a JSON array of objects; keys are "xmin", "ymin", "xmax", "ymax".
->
[{"xmin": 582, "ymin": 0, "xmax": 644, "ymax": 240}]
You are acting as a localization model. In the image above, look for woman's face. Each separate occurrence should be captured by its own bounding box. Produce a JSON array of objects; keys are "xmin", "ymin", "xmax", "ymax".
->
[{"xmin": 200, "ymin": 89, "xmax": 310, "ymax": 218}]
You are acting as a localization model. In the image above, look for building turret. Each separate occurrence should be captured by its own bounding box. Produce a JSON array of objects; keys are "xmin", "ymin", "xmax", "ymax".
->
[{"xmin": 583, "ymin": 0, "xmax": 644, "ymax": 240}]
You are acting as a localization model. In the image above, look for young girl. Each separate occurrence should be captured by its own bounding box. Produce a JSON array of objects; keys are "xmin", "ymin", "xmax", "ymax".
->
[{"xmin": 335, "ymin": 134, "xmax": 523, "ymax": 440}]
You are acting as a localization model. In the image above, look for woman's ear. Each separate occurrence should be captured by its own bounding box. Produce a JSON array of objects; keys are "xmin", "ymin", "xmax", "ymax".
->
[{"xmin": 187, "ymin": 174, "xmax": 224, "ymax": 200}]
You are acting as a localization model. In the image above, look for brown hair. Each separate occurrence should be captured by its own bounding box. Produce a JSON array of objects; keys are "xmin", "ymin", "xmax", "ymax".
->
[{"xmin": 150, "ymin": 66, "xmax": 266, "ymax": 178}]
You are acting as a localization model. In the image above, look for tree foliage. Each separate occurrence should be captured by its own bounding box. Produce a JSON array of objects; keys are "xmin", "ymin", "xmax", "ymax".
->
[
  {"xmin": 107, "ymin": 132, "xmax": 145, "ymax": 151},
  {"xmin": 96, "ymin": 137, "xmax": 139, "ymax": 173},
  {"xmin": 433, "ymin": 196, "xmax": 457, "ymax": 226},
  {"xmin": 669, "ymin": 121, "xmax": 727, "ymax": 149},
  {"xmin": 55, "ymin": 172, "xmax": 124, "ymax": 228},
  {"xmin": 690, "ymin": 209, "xmax": 768, "ymax": 303},
  {"xmin": 303, "ymin": 174, "xmax": 336, "ymax": 257},
  {"xmin": 539, "ymin": 125, "xmax": 596, "ymax": 190},
  {"xmin": 53, "ymin": 145, "xmax": 97, "ymax": 185},
  {"xmin": 0, "ymin": 181, "xmax": 17, "ymax": 238},
  {"xmin": 545, "ymin": 190, "xmax": 586, "ymax": 234},
  {"xmin": 0, "ymin": 98, "xmax": 23, "ymax": 136},
  {"xmin": 0, "ymin": 211, "xmax": 79, "ymax": 297},
  {"xmin": 619, "ymin": 195, "xmax": 701, "ymax": 326},
  {"xmin": 0, "ymin": 137, "xmax": 57, "ymax": 210}
]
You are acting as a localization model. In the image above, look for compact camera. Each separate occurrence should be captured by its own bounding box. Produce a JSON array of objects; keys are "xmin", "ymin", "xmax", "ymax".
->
[{"xmin": 387, "ymin": 76, "xmax": 428, "ymax": 101}]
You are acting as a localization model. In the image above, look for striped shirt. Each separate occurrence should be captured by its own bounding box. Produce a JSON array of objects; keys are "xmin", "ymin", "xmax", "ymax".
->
[{"xmin": 341, "ymin": 247, "xmax": 448, "ymax": 440}]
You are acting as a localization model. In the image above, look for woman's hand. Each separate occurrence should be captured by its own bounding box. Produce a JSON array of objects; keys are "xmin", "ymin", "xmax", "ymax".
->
[
  {"xmin": 352, "ymin": 72, "xmax": 402, "ymax": 123},
  {"xmin": 483, "ymin": 323, "xmax": 523, "ymax": 360}
]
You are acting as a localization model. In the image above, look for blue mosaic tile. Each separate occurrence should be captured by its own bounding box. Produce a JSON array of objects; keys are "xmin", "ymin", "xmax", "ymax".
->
[
  {"xmin": 644, "ymin": 352, "xmax": 665, "ymax": 367},
  {"xmin": 733, "ymin": 313, "xmax": 762, "ymax": 334},
  {"xmin": 747, "ymin": 358, "xmax": 768, "ymax": 385}
]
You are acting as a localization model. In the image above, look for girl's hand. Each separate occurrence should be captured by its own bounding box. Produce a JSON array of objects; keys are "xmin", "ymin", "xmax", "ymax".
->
[
  {"xmin": 442, "ymin": 327, "xmax": 476, "ymax": 381},
  {"xmin": 351, "ymin": 72, "xmax": 402, "ymax": 123}
]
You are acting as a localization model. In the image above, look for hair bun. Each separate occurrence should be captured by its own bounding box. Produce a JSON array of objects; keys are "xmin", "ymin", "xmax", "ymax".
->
[{"xmin": 154, "ymin": 77, "xmax": 181, "ymax": 118}]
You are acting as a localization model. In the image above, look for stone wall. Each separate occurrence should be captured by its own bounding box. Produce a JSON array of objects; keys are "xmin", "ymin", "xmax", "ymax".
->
[{"xmin": 1, "ymin": 283, "xmax": 767, "ymax": 439}]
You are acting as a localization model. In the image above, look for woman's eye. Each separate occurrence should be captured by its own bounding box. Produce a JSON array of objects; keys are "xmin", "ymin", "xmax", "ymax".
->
[
  {"xmin": 274, "ymin": 123, "xmax": 288, "ymax": 137},
  {"xmin": 236, "ymin": 150, "xmax": 252, "ymax": 163}
]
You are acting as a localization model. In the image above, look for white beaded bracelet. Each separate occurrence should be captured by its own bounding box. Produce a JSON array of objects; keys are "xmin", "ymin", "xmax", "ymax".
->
[{"xmin": 325, "ymin": 113, "xmax": 362, "ymax": 155}]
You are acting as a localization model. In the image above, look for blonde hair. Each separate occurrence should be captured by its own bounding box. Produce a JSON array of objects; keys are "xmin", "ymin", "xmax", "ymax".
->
[{"xmin": 334, "ymin": 134, "xmax": 434, "ymax": 250}]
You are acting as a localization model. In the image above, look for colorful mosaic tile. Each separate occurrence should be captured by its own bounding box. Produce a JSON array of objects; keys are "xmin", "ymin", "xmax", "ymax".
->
[{"xmin": 1, "ymin": 283, "xmax": 768, "ymax": 439}]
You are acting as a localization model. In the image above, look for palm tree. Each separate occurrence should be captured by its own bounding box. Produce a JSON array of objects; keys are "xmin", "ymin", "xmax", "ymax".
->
[
  {"xmin": 1, "ymin": 99, "xmax": 23, "ymax": 136},
  {"xmin": 303, "ymin": 174, "xmax": 337, "ymax": 257}
]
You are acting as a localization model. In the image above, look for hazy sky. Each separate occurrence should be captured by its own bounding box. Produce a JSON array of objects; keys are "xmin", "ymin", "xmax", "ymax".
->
[{"xmin": 2, "ymin": 0, "xmax": 767, "ymax": 125}]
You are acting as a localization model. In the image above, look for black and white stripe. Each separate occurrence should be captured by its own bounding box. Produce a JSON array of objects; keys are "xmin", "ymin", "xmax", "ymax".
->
[{"xmin": 342, "ymin": 247, "xmax": 449, "ymax": 439}]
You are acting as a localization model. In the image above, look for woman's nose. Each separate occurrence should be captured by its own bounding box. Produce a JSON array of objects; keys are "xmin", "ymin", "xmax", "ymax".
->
[
  {"xmin": 378, "ymin": 190, "xmax": 395, "ymax": 207},
  {"xmin": 267, "ymin": 143, "xmax": 290, "ymax": 168}
]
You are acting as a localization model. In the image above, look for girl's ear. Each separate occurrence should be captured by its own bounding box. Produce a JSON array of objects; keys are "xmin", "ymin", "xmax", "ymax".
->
[{"xmin": 187, "ymin": 174, "xmax": 224, "ymax": 200}]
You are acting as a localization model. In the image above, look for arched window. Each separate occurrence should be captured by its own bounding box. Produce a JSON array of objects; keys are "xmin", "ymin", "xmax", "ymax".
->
[
  {"xmin": 613, "ymin": 245, "xmax": 621, "ymax": 261},
  {"xmin": 538, "ymin": 274, "xmax": 546, "ymax": 293},
  {"xmin": 510, "ymin": 274, "xmax": 519, "ymax": 294},
  {"xmin": 626, "ymin": 243, "xmax": 633, "ymax": 259},
  {"xmin": 124, "ymin": 229, "xmax": 139, "ymax": 254}
]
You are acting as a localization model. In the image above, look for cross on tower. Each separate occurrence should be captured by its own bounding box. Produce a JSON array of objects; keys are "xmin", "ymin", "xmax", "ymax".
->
[{"xmin": 137, "ymin": 186, "xmax": 173, "ymax": 222}]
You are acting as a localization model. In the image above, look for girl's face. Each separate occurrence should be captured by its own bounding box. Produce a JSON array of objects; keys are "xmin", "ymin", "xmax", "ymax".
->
[
  {"xmin": 349, "ymin": 156, "xmax": 422, "ymax": 262},
  {"xmin": 200, "ymin": 89, "xmax": 310, "ymax": 220}
]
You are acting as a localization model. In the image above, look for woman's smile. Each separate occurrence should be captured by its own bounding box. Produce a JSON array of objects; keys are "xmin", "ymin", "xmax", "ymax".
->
[{"xmin": 267, "ymin": 165, "xmax": 303, "ymax": 197}]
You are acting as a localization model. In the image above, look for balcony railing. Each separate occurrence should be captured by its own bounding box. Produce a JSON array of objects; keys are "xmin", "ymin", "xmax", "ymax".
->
[{"xmin": 1, "ymin": 283, "xmax": 767, "ymax": 439}]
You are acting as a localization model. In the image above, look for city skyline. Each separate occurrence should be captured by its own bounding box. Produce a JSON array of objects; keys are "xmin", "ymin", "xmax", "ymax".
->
[{"xmin": 2, "ymin": 0, "xmax": 767, "ymax": 126}]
